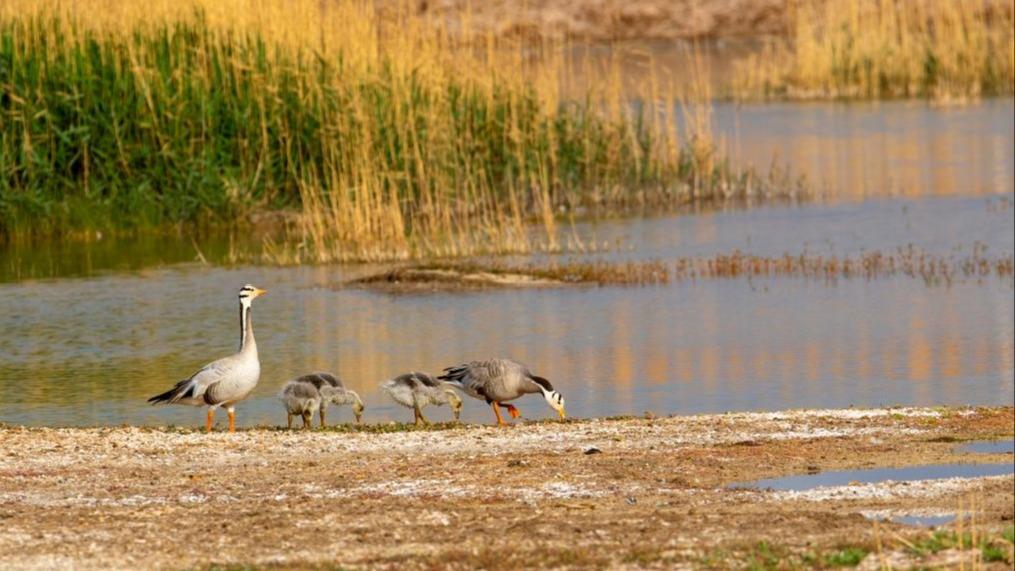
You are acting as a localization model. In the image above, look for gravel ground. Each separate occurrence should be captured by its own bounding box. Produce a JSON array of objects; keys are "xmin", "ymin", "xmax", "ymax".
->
[{"xmin": 0, "ymin": 406, "xmax": 1012, "ymax": 569}]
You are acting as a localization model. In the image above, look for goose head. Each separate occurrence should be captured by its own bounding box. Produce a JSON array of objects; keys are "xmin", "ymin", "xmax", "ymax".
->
[
  {"xmin": 350, "ymin": 391, "xmax": 365, "ymax": 424},
  {"xmin": 238, "ymin": 284, "xmax": 267, "ymax": 306},
  {"xmin": 530, "ymin": 375, "xmax": 566, "ymax": 420},
  {"xmin": 444, "ymin": 390, "xmax": 463, "ymax": 421}
]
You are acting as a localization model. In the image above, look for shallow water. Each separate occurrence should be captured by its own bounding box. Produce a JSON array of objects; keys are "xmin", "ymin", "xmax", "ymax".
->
[
  {"xmin": 888, "ymin": 514, "xmax": 957, "ymax": 527},
  {"xmin": 957, "ymin": 440, "xmax": 1015, "ymax": 455},
  {"xmin": 730, "ymin": 463, "xmax": 1015, "ymax": 491},
  {"xmin": 0, "ymin": 198, "xmax": 1011, "ymax": 427},
  {"xmin": 714, "ymin": 99, "xmax": 1015, "ymax": 201},
  {"xmin": 1, "ymin": 100, "xmax": 1012, "ymax": 428}
]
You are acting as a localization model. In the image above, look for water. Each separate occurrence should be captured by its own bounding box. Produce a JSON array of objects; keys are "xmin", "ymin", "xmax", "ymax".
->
[
  {"xmin": 889, "ymin": 514, "xmax": 957, "ymax": 527},
  {"xmin": 714, "ymin": 99, "xmax": 1015, "ymax": 200},
  {"xmin": 863, "ymin": 513, "xmax": 958, "ymax": 527},
  {"xmin": 730, "ymin": 463, "xmax": 1015, "ymax": 491},
  {"xmin": 957, "ymin": 440, "xmax": 1015, "ymax": 455},
  {"xmin": 0, "ymin": 218, "xmax": 1011, "ymax": 427},
  {"xmin": 1, "ymin": 101, "xmax": 1012, "ymax": 428}
]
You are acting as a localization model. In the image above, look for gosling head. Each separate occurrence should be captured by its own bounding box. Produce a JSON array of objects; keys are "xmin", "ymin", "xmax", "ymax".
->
[
  {"xmin": 531, "ymin": 375, "xmax": 566, "ymax": 420},
  {"xmin": 445, "ymin": 390, "xmax": 463, "ymax": 421},
  {"xmin": 350, "ymin": 391, "xmax": 365, "ymax": 424},
  {"xmin": 238, "ymin": 284, "xmax": 267, "ymax": 306}
]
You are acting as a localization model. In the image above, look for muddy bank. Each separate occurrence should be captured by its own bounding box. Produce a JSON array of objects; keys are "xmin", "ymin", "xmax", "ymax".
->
[
  {"xmin": 0, "ymin": 407, "xmax": 1012, "ymax": 569},
  {"xmin": 346, "ymin": 260, "xmax": 669, "ymax": 292},
  {"xmin": 347, "ymin": 250, "xmax": 1015, "ymax": 294}
]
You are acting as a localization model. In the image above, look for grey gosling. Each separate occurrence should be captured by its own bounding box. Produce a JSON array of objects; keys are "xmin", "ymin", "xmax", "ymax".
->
[
  {"xmin": 279, "ymin": 380, "xmax": 321, "ymax": 429},
  {"xmin": 293, "ymin": 372, "xmax": 364, "ymax": 427},
  {"xmin": 379, "ymin": 371, "xmax": 463, "ymax": 425}
]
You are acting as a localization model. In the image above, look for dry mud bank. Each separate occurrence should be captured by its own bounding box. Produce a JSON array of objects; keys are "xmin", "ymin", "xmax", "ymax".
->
[{"xmin": 0, "ymin": 407, "xmax": 1012, "ymax": 569}]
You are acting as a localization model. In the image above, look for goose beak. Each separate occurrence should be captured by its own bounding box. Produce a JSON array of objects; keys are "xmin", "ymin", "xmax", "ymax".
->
[
  {"xmin": 558, "ymin": 408, "xmax": 567, "ymax": 420},
  {"xmin": 253, "ymin": 288, "xmax": 268, "ymax": 298}
]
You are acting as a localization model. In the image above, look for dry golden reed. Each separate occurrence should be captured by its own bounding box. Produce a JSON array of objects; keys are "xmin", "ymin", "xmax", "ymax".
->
[{"xmin": 733, "ymin": 0, "xmax": 1015, "ymax": 100}]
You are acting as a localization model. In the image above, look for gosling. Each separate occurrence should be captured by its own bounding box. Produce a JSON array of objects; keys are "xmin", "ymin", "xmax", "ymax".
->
[
  {"xmin": 279, "ymin": 380, "xmax": 321, "ymax": 430},
  {"xmin": 380, "ymin": 371, "xmax": 463, "ymax": 426},
  {"xmin": 294, "ymin": 372, "xmax": 364, "ymax": 427}
]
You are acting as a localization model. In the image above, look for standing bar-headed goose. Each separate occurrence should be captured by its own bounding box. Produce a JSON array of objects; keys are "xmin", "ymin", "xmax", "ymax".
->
[{"xmin": 148, "ymin": 284, "xmax": 267, "ymax": 433}]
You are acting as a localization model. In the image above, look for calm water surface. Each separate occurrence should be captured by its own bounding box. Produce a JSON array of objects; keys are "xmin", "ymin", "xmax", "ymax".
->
[
  {"xmin": 730, "ymin": 463, "xmax": 1015, "ymax": 491},
  {"xmin": 0, "ymin": 102, "xmax": 1012, "ymax": 428}
]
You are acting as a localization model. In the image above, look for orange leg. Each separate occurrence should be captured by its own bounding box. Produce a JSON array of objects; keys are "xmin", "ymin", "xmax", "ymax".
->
[
  {"xmin": 503, "ymin": 404, "xmax": 521, "ymax": 419},
  {"xmin": 205, "ymin": 409, "xmax": 214, "ymax": 433},
  {"xmin": 228, "ymin": 409, "xmax": 236, "ymax": 433},
  {"xmin": 491, "ymin": 402, "xmax": 507, "ymax": 426}
]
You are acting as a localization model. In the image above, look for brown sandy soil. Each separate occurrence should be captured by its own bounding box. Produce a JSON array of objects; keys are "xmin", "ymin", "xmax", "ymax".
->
[
  {"xmin": 0, "ymin": 407, "xmax": 1012, "ymax": 570},
  {"xmin": 392, "ymin": 0, "xmax": 788, "ymax": 41}
]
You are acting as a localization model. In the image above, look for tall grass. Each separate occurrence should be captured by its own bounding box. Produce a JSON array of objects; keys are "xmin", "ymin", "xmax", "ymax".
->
[
  {"xmin": 0, "ymin": 0, "xmax": 782, "ymax": 261},
  {"xmin": 733, "ymin": 0, "xmax": 1015, "ymax": 100}
]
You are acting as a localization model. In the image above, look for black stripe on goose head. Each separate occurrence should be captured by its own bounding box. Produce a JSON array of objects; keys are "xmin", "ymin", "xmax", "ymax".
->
[{"xmin": 238, "ymin": 284, "xmax": 256, "ymax": 299}]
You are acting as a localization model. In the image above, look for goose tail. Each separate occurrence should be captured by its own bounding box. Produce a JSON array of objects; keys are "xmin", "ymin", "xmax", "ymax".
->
[{"xmin": 147, "ymin": 379, "xmax": 195, "ymax": 405}]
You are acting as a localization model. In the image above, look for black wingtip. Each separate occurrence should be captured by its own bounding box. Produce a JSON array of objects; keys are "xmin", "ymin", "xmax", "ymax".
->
[{"xmin": 147, "ymin": 379, "xmax": 192, "ymax": 405}]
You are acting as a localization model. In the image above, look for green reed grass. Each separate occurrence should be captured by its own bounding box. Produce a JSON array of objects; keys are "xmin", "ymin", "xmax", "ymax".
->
[{"xmin": 0, "ymin": 1, "xmax": 787, "ymax": 261}]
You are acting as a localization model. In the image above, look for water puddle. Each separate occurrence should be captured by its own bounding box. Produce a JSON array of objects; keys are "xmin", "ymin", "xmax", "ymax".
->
[
  {"xmin": 729, "ymin": 463, "xmax": 1014, "ymax": 491},
  {"xmin": 864, "ymin": 512, "xmax": 958, "ymax": 527},
  {"xmin": 956, "ymin": 440, "xmax": 1015, "ymax": 455},
  {"xmin": 890, "ymin": 514, "xmax": 957, "ymax": 527}
]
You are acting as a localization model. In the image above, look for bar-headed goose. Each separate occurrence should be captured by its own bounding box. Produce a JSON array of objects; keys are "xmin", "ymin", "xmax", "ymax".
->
[
  {"xmin": 148, "ymin": 284, "xmax": 267, "ymax": 432},
  {"xmin": 438, "ymin": 358, "xmax": 565, "ymax": 426}
]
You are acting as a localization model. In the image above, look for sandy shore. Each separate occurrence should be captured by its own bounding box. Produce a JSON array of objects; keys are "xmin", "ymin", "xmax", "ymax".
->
[{"xmin": 1, "ymin": 407, "xmax": 1012, "ymax": 569}]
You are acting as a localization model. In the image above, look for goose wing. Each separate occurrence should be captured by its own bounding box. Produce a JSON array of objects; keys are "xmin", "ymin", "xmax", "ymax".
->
[
  {"xmin": 439, "ymin": 359, "xmax": 524, "ymax": 401},
  {"xmin": 148, "ymin": 354, "xmax": 242, "ymax": 406}
]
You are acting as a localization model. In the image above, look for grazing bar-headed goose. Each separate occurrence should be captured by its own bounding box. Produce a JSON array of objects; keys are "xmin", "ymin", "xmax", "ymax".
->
[{"xmin": 438, "ymin": 358, "xmax": 565, "ymax": 426}]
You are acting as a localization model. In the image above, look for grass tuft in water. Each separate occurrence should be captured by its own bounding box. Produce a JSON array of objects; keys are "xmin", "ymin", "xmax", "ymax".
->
[{"xmin": 349, "ymin": 246, "xmax": 1015, "ymax": 292}]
